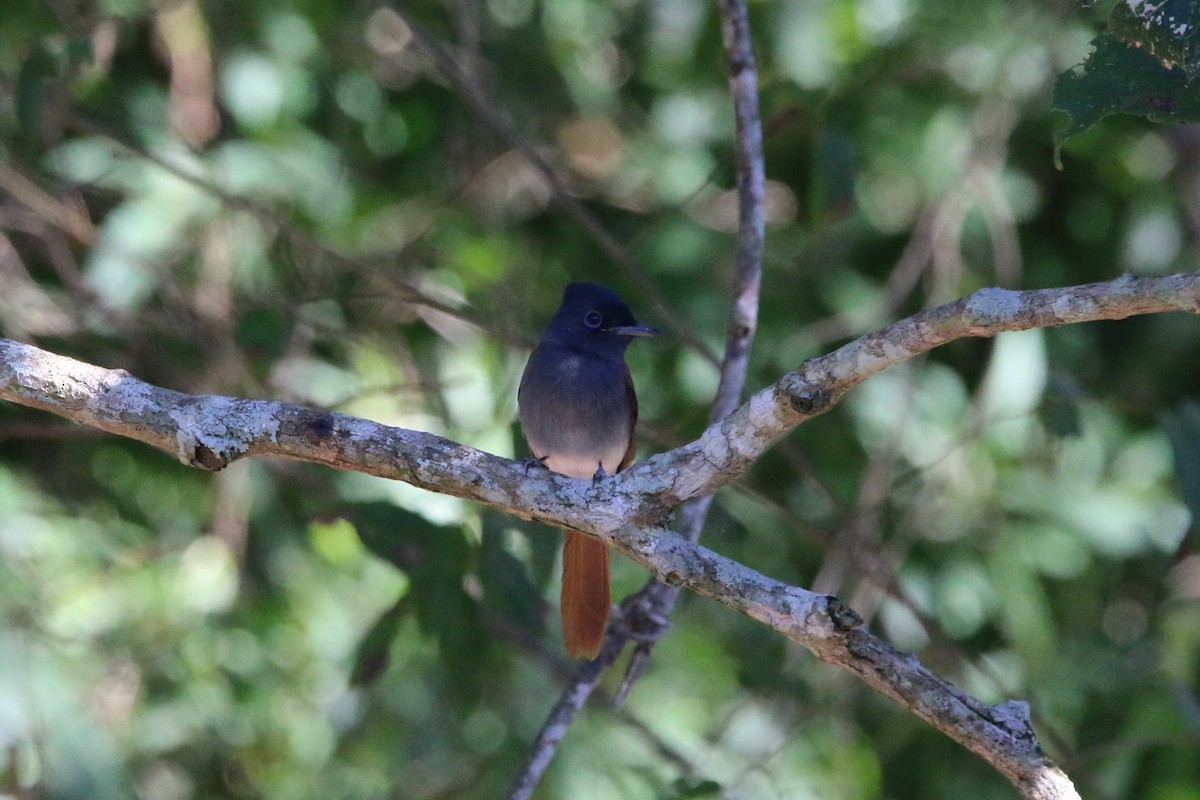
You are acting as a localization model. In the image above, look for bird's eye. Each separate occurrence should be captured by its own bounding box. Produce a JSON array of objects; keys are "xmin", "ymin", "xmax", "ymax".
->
[{"xmin": 584, "ymin": 310, "xmax": 603, "ymax": 329}]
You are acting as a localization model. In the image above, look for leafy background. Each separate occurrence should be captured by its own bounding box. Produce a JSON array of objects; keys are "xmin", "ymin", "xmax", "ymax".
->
[{"xmin": 2, "ymin": 0, "xmax": 1200, "ymax": 798}]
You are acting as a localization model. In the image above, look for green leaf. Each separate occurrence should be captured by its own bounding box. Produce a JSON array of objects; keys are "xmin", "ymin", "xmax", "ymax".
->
[
  {"xmin": 347, "ymin": 502, "xmax": 444, "ymax": 571},
  {"xmin": 349, "ymin": 596, "xmax": 409, "ymax": 686},
  {"xmin": 1053, "ymin": 32, "xmax": 1200, "ymax": 148},
  {"xmin": 344, "ymin": 502, "xmax": 482, "ymax": 697},
  {"xmin": 1108, "ymin": 0, "xmax": 1200, "ymax": 79},
  {"xmin": 1038, "ymin": 374, "xmax": 1086, "ymax": 439},
  {"xmin": 1162, "ymin": 402, "xmax": 1200, "ymax": 542},
  {"xmin": 1052, "ymin": 0, "xmax": 1200, "ymax": 148},
  {"xmin": 667, "ymin": 778, "xmax": 723, "ymax": 798},
  {"xmin": 479, "ymin": 512, "xmax": 545, "ymax": 635},
  {"xmin": 16, "ymin": 45, "xmax": 55, "ymax": 140},
  {"xmin": 235, "ymin": 307, "xmax": 293, "ymax": 363}
]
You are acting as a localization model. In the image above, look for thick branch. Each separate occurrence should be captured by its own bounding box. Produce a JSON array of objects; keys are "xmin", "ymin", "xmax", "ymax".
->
[
  {"xmin": 617, "ymin": 523, "xmax": 1074, "ymax": 798},
  {"xmin": 628, "ymin": 271, "xmax": 1200, "ymax": 505},
  {"xmin": 5, "ymin": 271, "xmax": 1196, "ymax": 800},
  {"xmin": 3, "ymin": 273, "xmax": 1196, "ymax": 537},
  {"xmin": 0, "ymin": 330, "xmax": 1076, "ymax": 793},
  {"xmin": 0, "ymin": 336, "xmax": 655, "ymax": 538}
]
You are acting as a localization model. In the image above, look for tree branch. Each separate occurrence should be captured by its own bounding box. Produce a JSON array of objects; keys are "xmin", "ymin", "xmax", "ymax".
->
[
  {"xmin": 63, "ymin": 114, "xmax": 490, "ymax": 334},
  {"xmin": 506, "ymin": 1, "xmax": 769, "ymax": 792},
  {"xmin": 627, "ymin": 271, "xmax": 1200, "ymax": 507},
  {"xmin": 385, "ymin": 1, "xmax": 719, "ymax": 364},
  {"xmin": 3, "ymin": 272, "xmax": 1195, "ymax": 534},
  {"xmin": 711, "ymin": 0, "xmax": 765, "ymax": 420},
  {"xmin": 614, "ymin": 0, "xmax": 768, "ymax": 714},
  {"xmin": 6, "ymin": 270, "xmax": 1199, "ymax": 799}
]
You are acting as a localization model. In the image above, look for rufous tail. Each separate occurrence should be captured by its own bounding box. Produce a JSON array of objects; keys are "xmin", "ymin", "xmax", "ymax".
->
[{"xmin": 560, "ymin": 530, "xmax": 610, "ymax": 659}]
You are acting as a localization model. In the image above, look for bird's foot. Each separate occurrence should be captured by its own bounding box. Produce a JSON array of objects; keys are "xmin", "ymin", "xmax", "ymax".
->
[
  {"xmin": 592, "ymin": 462, "xmax": 609, "ymax": 486},
  {"xmin": 522, "ymin": 455, "xmax": 550, "ymax": 474}
]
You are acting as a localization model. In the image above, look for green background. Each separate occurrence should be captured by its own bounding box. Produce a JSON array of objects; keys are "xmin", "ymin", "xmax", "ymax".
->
[{"xmin": 1, "ymin": 0, "xmax": 1199, "ymax": 798}]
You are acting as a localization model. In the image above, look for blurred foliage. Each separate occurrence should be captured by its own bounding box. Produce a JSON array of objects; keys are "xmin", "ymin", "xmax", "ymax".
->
[{"xmin": 1, "ymin": 0, "xmax": 1199, "ymax": 799}]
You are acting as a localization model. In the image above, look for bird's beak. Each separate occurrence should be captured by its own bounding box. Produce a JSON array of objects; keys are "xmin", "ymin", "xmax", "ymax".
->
[{"xmin": 606, "ymin": 323, "xmax": 660, "ymax": 338}]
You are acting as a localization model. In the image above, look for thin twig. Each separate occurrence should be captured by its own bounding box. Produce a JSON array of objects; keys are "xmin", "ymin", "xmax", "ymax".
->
[
  {"xmin": 614, "ymin": 0, "xmax": 768, "ymax": 694},
  {"xmin": 11, "ymin": 272, "xmax": 1197, "ymax": 797},
  {"xmin": 709, "ymin": 0, "xmax": 766, "ymax": 422},
  {"xmin": 504, "ymin": 0, "xmax": 767, "ymax": 794},
  {"xmin": 63, "ymin": 114, "xmax": 489, "ymax": 332},
  {"xmin": 0, "ymin": 164, "xmax": 96, "ymax": 245},
  {"xmin": 503, "ymin": 632, "xmax": 622, "ymax": 800},
  {"xmin": 383, "ymin": 1, "xmax": 719, "ymax": 364}
]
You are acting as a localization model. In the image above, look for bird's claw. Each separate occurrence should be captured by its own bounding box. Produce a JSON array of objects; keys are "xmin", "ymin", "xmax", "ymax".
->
[
  {"xmin": 592, "ymin": 462, "xmax": 608, "ymax": 486},
  {"xmin": 523, "ymin": 455, "xmax": 550, "ymax": 475}
]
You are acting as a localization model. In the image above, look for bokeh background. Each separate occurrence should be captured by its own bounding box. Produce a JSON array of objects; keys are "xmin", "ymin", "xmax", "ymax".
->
[{"xmin": 2, "ymin": 0, "xmax": 1199, "ymax": 798}]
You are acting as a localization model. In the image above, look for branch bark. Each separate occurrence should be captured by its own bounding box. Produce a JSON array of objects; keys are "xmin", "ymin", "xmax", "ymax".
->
[
  {"xmin": 627, "ymin": 271, "xmax": 1200, "ymax": 507},
  {"xmin": 3, "ymin": 272, "xmax": 1195, "ymax": 549},
  {"xmin": 3, "ymin": 273, "xmax": 1197, "ymax": 557},
  {"xmin": 6, "ymin": 270, "xmax": 1199, "ymax": 798},
  {"xmin": 507, "ymin": 1, "xmax": 769, "ymax": 793}
]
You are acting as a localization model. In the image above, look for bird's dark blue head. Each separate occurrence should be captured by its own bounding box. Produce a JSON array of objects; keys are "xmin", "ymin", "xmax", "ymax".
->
[{"xmin": 539, "ymin": 282, "xmax": 659, "ymax": 357}]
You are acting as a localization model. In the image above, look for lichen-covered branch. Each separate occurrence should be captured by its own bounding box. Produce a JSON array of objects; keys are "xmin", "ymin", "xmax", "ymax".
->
[
  {"xmin": 508, "ymin": 3, "xmax": 770, "ymax": 793},
  {"xmin": 3, "ymin": 272, "xmax": 1195, "ymax": 545},
  {"xmin": 617, "ymin": 523, "xmax": 1075, "ymax": 798},
  {"xmin": 711, "ymin": 0, "xmax": 765, "ymax": 421},
  {"xmin": 5, "ymin": 270, "xmax": 1198, "ymax": 800},
  {"xmin": 628, "ymin": 271, "xmax": 1200, "ymax": 507}
]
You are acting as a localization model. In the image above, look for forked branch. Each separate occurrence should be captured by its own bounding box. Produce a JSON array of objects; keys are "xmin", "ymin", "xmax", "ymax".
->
[{"xmin": 5, "ymin": 271, "xmax": 1199, "ymax": 799}]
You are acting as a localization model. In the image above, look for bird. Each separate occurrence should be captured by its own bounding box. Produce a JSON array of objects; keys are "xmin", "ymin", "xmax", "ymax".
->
[{"xmin": 518, "ymin": 282, "xmax": 659, "ymax": 659}]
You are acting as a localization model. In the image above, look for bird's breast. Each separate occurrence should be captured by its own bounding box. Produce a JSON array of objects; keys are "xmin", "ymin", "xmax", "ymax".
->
[{"xmin": 518, "ymin": 349, "xmax": 634, "ymax": 479}]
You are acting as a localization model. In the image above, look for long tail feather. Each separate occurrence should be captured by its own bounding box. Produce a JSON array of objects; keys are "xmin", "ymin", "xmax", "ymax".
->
[{"xmin": 560, "ymin": 530, "xmax": 610, "ymax": 659}]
